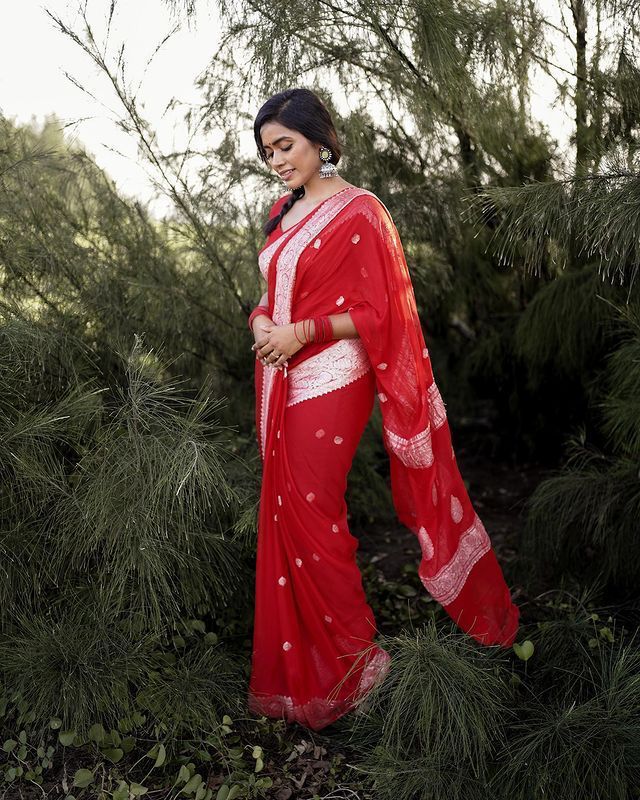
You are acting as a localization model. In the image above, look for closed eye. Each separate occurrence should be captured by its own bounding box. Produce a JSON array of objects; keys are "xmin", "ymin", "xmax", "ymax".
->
[{"xmin": 266, "ymin": 145, "xmax": 293, "ymax": 159}]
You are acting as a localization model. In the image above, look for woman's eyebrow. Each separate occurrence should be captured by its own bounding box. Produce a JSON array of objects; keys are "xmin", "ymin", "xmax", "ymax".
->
[{"xmin": 262, "ymin": 136, "xmax": 293, "ymax": 149}]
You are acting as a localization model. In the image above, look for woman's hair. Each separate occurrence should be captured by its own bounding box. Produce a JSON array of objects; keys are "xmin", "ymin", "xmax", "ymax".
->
[{"xmin": 254, "ymin": 88, "xmax": 342, "ymax": 237}]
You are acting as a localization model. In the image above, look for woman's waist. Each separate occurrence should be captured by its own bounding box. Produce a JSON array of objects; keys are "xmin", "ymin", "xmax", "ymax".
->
[{"xmin": 286, "ymin": 338, "xmax": 371, "ymax": 407}]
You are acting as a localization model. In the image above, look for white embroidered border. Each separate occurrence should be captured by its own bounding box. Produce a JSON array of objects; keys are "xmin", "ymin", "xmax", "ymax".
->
[
  {"xmin": 259, "ymin": 188, "xmax": 372, "ymax": 454},
  {"xmin": 286, "ymin": 339, "xmax": 371, "ymax": 407},
  {"xmin": 421, "ymin": 513, "xmax": 491, "ymax": 606},
  {"xmin": 259, "ymin": 235, "xmax": 284, "ymax": 280},
  {"xmin": 247, "ymin": 647, "xmax": 391, "ymax": 728},
  {"xmin": 272, "ymin": 188, "xmax": 369, "ymax": 326},
  {"xmin": 260, "ymin": 365, "xmax": 276, "ymax": 459},
  {"xmin": 428, "ymin": 381, "xmax": 447, "ymax": 429},
  {"xmin": 383, "ymin": 425, "xmax": 434, "ymax": 468}
]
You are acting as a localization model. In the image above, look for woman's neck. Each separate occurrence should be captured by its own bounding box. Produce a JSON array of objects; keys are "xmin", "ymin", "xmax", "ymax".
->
[{"xmin": 300, "ymin": 175, "xmax": 352, "ymax": 205}]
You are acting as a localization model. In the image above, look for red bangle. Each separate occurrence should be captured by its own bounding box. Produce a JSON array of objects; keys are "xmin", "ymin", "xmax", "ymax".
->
[
  {"xmin": 310, "ymin": 315, "xmax": 332, "ymax": 343},
  {"xmin": 248, "ymin": 304, "xmax": 270, "ymax": 331}
]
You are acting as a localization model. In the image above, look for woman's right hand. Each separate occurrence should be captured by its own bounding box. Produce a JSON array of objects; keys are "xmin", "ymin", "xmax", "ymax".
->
[{"xmin": 251, "ymin": 315, "xmax": 278, "ymax": 368}]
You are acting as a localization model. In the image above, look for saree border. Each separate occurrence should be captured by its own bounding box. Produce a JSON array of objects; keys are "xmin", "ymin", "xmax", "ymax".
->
[
  {"xmin": 259, "ymin": 187, "xmax": 373, "ymax": 456},
  {"xmin": 420, "ymin": 513, "xmax": 491, "ymax": 606},
  {"xmin": 286, "ymin": 338, "xmax": 371, "ymax": 407}
]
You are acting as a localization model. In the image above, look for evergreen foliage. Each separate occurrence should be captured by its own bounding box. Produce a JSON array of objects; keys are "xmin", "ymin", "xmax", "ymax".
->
[{"xmin": 2, "ymin": 0, "xmax": 640, "ymax": 795}]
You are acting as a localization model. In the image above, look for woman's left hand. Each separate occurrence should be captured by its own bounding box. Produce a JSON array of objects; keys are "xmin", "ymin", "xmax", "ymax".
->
[{"xmin": 252, "ymin": 322, "xmax": 304, "ymax": 369}]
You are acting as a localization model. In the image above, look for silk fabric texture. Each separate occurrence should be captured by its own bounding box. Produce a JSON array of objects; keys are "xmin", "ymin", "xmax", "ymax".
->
[{"xmin": 248, "ymin": 186, "xmax": 520, "ymax": 731}]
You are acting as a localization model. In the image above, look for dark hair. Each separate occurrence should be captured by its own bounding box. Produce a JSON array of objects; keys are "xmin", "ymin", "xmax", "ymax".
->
[{"xmin": 254, "ymin": 88, "xmax": 342, "ymax": 237}]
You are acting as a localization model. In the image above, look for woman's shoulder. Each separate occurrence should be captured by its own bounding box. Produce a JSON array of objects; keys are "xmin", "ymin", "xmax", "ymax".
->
[{"xmin": 348, "ymin": 187, "xmax": 392, "ymax": 226}]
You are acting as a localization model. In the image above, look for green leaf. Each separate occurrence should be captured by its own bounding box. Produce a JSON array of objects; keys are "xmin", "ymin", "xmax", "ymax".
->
[
  {"xmin": 72, "ymin": 769, "xmax": 94, "ymax": 788},
  {"xmin": 2, "ymin": 740, "xmax": 17, "ymax": 753},
  {"xmin": 182, "ymin": 774, "xmax": 203, "ymax": 795},
  {"xmin": 513, "ymin": 640, "xmax": 534, "ymax": 661},
  {"xmin": 18, "ymin": 730, "xmax": 26, "ymax": 744},
  {"xmin": 599, "ymin": 626, "xmax": 615, "ymax": 642},
  {"xmin": 154, "ymin": 743, "xmax": 166, "ymax": 768},
  {"xmin": 58, "ymin": 731, "xmax": 76, "ymax": 747},
  {"xmin": 88, "ymin": 723, "xmax": 106, "ymax": 743},
  {"xmin": 113, "ymin": 783, "xmax": 129, "ymax": 800},
  {"xmin": 216, "ymin": 787, "xmax": 229, "ymax": 800},
  {"xmin": 251, "ymin": 745, "xmax": 263, "ymax": 759},
  {"xmin": 195, "ymin": 785, "xmax": 208, "ymax": 800},
  {"xmin": 190, "ymin": 619, "xmax": 206, "ymax": 633},
  {"xmin": 178, "ymin": 765, "xmax": 191, "ymax": 783},
  {"xmin": 254, "ymin": 757, "xmax": 264, "ymax": 772},
  {"xmin": 227, "ymin": 786, "xmax": 241, "ymax": 800},
  {"xmin": 103, "ymin": 748, "xmax": 124, "ymax": 763},
  {"xmin": 130, "ymin": 783, "xmax": 148, "ymax": 796},
  {"xmin": 221, "ymin": 715, "xmax": 233, "ymax": 726}
]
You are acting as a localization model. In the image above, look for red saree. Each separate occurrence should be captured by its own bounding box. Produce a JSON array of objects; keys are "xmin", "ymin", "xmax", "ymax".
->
[{"xmin": 248, "ymin": 186, "xmax": 520, "ymax": 731}]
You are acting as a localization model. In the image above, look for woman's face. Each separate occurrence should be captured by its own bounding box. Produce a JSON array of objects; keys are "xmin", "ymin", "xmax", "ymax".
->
[{"xmin": 260, "ymin": 121, "xmax": 320, "ymax": 190}]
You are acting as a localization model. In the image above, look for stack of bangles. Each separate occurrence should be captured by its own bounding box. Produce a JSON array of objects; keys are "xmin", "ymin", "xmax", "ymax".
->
[
  {"xmin": 294, "ymin": 315, "xmax": 333, "ymax": 344},
  {"xmin": 249, "ymin": 305, "xmax": 333, "ymax": 345}
]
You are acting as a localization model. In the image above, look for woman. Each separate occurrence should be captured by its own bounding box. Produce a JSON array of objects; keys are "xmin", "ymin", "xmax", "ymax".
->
[{"xmin": 247, "ymin": 88, "xmax": 520, "ymax": 731}]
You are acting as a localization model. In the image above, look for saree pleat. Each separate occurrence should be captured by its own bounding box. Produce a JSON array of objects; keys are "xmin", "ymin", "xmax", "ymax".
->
[
  {"xmin": 249, "ymin": 357, "xmax": 390, "ymax": 729},
  {"xmin": 248, "ymin": 186, "xmax": 519, "ymax": 731}
]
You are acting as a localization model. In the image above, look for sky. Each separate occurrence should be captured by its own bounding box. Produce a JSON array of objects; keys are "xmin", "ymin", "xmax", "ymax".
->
[{"xmin": 1, "ymin": 0, "xmax": 577, "ymax": 216}]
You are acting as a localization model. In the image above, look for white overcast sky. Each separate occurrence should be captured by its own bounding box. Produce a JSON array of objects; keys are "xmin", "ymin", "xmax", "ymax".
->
[{"xmin": 1, "ymin": 0, "xmax": 576, "ymax": 216}]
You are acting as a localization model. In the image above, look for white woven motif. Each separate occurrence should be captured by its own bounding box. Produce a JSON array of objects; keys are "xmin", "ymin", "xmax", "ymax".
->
[
  {"xmin": 417, "ymin": 526, "xmax": 435, "ymax": 560},
  {"xmin": 421, "ymin": 513, "xmax": 491, "ymax": 605},
  {"xmin": 428, "ymin": 381, "xmax": 447, "ymax": 429},
  {"xmin": 383, "ymin": 424, "xmax": 434, "ymax": 468},
  {"xmin": 287, "ymin": 339, "xmax": 371, "ymax": 407},
  {"xmin": 450, "ymin": 494, "xmax": 463, "ymax": 523}
]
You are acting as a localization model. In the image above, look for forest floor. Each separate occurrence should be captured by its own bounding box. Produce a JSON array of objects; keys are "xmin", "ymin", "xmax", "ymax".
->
[{"xmin": 12, "ymin": 440, "xmax": 551, "ymax": 800}]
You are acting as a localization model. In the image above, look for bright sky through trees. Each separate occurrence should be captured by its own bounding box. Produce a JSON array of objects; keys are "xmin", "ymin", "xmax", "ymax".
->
[{"xmin": 2, "ymin": 0, "xmax": 575, "ymax": 215}]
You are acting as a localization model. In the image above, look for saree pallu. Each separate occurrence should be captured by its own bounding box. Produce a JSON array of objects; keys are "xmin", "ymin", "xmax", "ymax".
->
[{"xmin": 248, "ymin": 186, "xmax": 520, "ymax": 731}]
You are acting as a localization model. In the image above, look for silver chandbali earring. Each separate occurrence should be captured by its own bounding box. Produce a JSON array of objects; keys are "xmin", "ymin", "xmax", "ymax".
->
[{"xmin": 318, "ymin": 146, "xmax": 339, "ymax": 179}]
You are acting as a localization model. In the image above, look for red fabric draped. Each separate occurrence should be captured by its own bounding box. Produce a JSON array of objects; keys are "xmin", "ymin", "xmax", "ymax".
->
[{"xmin": 248, "ymin": 186, "xmax": 520, "ymax": 731}]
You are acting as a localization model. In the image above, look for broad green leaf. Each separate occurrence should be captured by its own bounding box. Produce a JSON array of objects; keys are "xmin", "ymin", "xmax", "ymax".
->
[
  {"xmin": 154, "ymin": 743, "xmax": 166, "ymax": 768},
  {"xmin": 182, "ymin": 774, "xmax": 203, "ymax": 794},
  {"xmin": 103, "ymin": 748, "xmax": 124, "ymax": 763},
  {"xmin": 513, "ymin": 640, "xmax": 534, "ymax": 661},
  {"xmin": 72, "ymin": 768, "xmax": 94, "ymax": 788},
  {"xmin": 58, "ymin": 731, "xmax": 76, "ymax": 747},
  {"xmin": 88, "ymin": 723, "xmax": 106, "ymax": 743},
  {"xmin": 113, "ymin": 784, "xmax": 129, "ymax": 800}
]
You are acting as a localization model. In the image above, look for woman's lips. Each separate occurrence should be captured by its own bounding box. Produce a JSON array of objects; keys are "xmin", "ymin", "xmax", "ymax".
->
[{"xmin": 280, "ymin": 169, "xmax": 294, "ymax": 179}]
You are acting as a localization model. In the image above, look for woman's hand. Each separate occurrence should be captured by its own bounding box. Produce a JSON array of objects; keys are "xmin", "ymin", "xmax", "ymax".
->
[{"xmin": 252, "ymin": 322, "xmax": 304, "ymax": 369}]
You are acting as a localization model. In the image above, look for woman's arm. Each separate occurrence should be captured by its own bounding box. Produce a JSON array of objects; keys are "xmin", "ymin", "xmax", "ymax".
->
[
  {"xmin": 252, "ymin": 311, "xmax": 359, "ymax": 369},
  {"xmin": 325, "ymin": 311, "xmax": 359, "ymax": 340}
]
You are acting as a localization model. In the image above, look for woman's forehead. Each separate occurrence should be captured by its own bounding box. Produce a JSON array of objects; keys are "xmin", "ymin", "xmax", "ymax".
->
[{"xmin": 260, "ymin": 122, "xmax": 298, "ymax": 147}]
